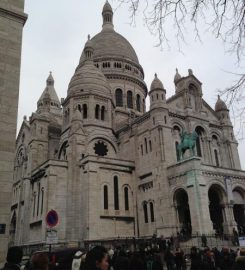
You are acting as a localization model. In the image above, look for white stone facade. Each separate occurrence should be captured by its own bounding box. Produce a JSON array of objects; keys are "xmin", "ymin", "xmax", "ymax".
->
[{"xmin": 11, "ymin": 2, "xmax": 245, "ymax": 249}]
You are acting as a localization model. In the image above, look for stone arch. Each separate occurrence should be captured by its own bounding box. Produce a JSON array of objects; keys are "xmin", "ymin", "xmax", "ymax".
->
[
  {"xmin": 88, "ymin": 135, "xmax": 118, "ymax": 155},
  {"xmin": 173, "ymin": 188, "xmax": 192, "ymax": 235},
  {"xmin": 208, "ymin": 184, "xmax": 227, "ymax": 234},
  {"xmin": 58, "ymin": 140, "xmax": 68, "ymax": 160},
  {"xmin": 232, "ymin": 187, "xmax": 245, "ymax": 234},
  {"xmin": 194, "ymin": 125, "xmax": 206, "ymax": 158}
]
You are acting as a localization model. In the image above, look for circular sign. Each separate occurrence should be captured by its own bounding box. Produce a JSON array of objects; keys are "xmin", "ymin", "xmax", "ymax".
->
[{"xmin": 46, "ymin": 210, "xmax": 59, "ymax": 228}]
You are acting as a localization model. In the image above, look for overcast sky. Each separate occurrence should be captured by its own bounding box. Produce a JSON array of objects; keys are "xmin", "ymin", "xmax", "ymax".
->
[{"xmin": 18, "ymin": 0, "xmax": 245, "ymax": 168}]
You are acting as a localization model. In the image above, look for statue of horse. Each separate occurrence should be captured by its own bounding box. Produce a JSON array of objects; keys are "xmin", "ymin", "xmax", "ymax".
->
[{"xmin": 177, "ymin": 131, "xmax": 198, "ymax": 160}]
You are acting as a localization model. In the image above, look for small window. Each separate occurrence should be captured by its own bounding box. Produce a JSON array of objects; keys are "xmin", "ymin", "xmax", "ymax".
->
[
  {"xmin": 104, "ymin": 185, "xmax": 108, "ymax": 210},
  {"xmin": 124, "ymin": 187, "xmax": 129, "ymax": 211},
  {"xmin": 175, "ymin": 142, "xmax": 180, "ymax": 161},
  {"xmin": 95, "ymin": 104, "xmax": 100, "ymax": 119},
  {"xmin": 164, "ymin": 116, "xmax": 167, "ymax": 124},
  {"xmin": 94, "ymin": 141, "xmax": 108, "ymax": 156},
  {"xmin": 141, "ymin": 144, "xmax": 143, "ymax": 155},
  {"xmin": 214, "ymin": 149, "xmax": 220, "ymax": 167},
  {"xmin": 156, "ymin": 94, "xmax": 159, "ymax": 100},
  {"xmin": 127, "ymin": 91, "xmax": 133, "ymax": 109},
  {"xmin": 144, "ymin": 138, "xmax": 148, "ymax": 154},
  {"xmin": 83, "ymin": 104, "xmax": 87, "ymax": 119},
  {"xmin": 143, "ymin": 203, "xmax": 148, "ymax": 223},
  {"xmin": 101, "ymin": 106, "xmax": 105, "ymax": 121},
  {"xmin": 114, "ymin": 176, "xmax": 119, "ymax": 210},
  {"xmin": 150, "ymin": 202, "xmax": 155, "ymax": 222},
  {"xmin": 115, "ymin": 89, "xmax": 123, "ymax": 107},
  {"xmin": 149, "ymin": 140, "xmax": 152, "ymax": 152},
  {"xmin": 136, "ymin": 95, "xmax": 141, "ymax": 112}
]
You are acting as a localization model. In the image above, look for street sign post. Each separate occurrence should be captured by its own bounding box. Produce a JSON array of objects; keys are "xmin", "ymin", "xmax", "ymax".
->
[{"xmin": 46, "ymin": 210, "xmax": 59, "ymax": 252}]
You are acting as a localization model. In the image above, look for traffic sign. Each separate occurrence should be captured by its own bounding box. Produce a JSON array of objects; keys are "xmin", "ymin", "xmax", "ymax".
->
[
  {"xmin": 46, "ymin": 228, "xmax": 58, "ymax": 244},
  {"xmin": 46, "ymin": 210, "xmax": 59, "ymax": 228}
]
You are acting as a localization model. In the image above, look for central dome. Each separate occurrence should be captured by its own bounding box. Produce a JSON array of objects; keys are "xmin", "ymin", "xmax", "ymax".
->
[
  {"xmin": 84, "ymin": 30, "xmax": 139, "ymax": 64},
  {"xmin": 80, "ymin": 1, "xmax": 139, "ymax": 65}
]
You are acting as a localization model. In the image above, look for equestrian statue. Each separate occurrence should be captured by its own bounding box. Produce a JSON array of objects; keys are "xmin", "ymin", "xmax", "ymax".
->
[{"xmin": 177, "ymin": 131, "xmax": 198, "ymax": 160}]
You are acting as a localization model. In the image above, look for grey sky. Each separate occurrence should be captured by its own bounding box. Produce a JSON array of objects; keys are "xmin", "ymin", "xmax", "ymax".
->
[{"xmin": 18, "ymin": 0, "xmax": 245, "ymax": 168}]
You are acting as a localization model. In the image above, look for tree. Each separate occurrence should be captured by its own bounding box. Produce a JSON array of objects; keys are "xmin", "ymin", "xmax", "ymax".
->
[{"xmin": 116, "ymin": 0, "xmax": 245, "ymax": 137}]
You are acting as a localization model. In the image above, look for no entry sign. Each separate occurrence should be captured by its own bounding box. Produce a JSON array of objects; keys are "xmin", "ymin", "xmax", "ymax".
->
[{"xmin": 46, "ymin": 210, "xmax": 59, "ymax": 228}]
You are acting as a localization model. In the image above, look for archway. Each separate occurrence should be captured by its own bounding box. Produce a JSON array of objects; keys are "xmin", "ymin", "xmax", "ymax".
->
[
  {"xmin": 208, "ymin": 185, "xmax": 225, "ymax": 235},
  {"xmin": 233, "ymin": 189, "xmax": 245, "ymax": 235},
  {"xmin": 174, "ymin": 189, "xmax": 192, "ymax": 236}
]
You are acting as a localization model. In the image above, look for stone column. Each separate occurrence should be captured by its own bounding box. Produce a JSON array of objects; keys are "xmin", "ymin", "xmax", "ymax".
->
[
  {"xmin": 222, "ymin": 203, "xmax": 237, "ymax": 234},
  {"xmin": 185, "ymin": 160, "xmax": 213, "ymax": 234}
]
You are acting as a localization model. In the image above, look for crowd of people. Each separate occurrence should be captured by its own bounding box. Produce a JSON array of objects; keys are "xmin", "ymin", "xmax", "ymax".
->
[{"xmin": 1, "ymin": 244, "xmax": 245, "ymax": 270}]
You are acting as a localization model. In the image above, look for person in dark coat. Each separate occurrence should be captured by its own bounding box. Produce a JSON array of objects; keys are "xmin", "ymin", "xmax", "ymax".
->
[
  {"xmin": 232, "ymin": 248, "xmax": 245, "ymax": 270},
  {"xmin": 190, "ymin": 247, "xmax": 201, "ymax": 270},
  {"xmin": 164, "ymin": 249, "xmax": 175, "ymax": 270},
  {"xmin": 175, "ymin": 248, "xmax": 185, "ymax": 270},
  {"xmin": 219, "ymin": 248, "xmax": 234, "ymax": 270},
  {"xmin": 114, "ymin": 250, "xmax": 129, "ymax": 270},
  {"xmin": 1, "ymin": 247, "xmax": 23, "ymax": 270},
  {"xmin": 129, "ymin": 252, "xmax": 147, "ymax": 270}
]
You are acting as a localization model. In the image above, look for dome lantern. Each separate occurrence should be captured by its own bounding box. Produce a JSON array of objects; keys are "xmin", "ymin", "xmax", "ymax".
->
[{"xmin": 102, "ymin": 1, "xmax": 114, "ymax": 30}]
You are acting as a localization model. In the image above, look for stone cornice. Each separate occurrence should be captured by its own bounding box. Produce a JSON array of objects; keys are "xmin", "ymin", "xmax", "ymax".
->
[{"xmin": 0, "ymin": 7, "xmax": 28, "ymax": 25}]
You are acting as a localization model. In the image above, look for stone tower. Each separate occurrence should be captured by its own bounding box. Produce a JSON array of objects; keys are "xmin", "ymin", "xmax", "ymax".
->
[{"xmin": 0, "ymin": 0, "xmax": 27, "ymax": 264}]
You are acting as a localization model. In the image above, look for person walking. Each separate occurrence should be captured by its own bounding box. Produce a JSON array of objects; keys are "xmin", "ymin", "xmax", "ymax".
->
[
  {"xmin": 1, "ymin": 247, "xmax": 23, "ymax": 270},
  {"xmin": 232, "ymin": 247, "xmax": 245, "ymax": 270}
]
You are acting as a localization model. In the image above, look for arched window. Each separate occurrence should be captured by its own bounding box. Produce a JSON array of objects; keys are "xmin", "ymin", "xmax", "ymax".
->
[
  {"xmin": 78, "ymin": 104, "xmax": 82, "ymax": 112},
  {"xmin": 127, "ymin": 91, "xmax": 133, "ymax": 109},
  {"xmin": 101, "ymin": 106, "xmax": 105, "ymax": 121},
  {"xmin": 83, "ymin": 104, "xmax": 87, "ymax": 119},
  {"xmin": 195, "ymin": 126, "xmax": 205, "ymax": 157},
  {"xmin": 58, "ymin": 141, "xmax": 68, "ymax": 160},
  {"xmin": 150, "ymin": 202, "xmax": 155, "ymax": 222},
  {"xmin": 136, "ymin": 94, "xmax": 141, "ymax": 112},
  {"xmin": 143, "ymin": 202, "xmax": 148, "ymax": 223},
  {"xmin": 104, "ymin": 185, "xmax": 108, "ymax": 210},
  {"xmin": 115, "ymin": 89, "xmax": 123, "ymax": 107},
  {"xmin": 141, "ymin": 145, "xmax": 143, "ymax": 155},
  {"xmin": 114, "ymin": 176, "xmax": 119, "ymax": 210},
  {"xmin": 95, "ymin": 104, "xmax": 100, "ymax": 119},
  {"xmin": 214, "ymin": 149, "xmax": 220, "ymax": 167},
  {"xmin": 124, "ymin": 187, "xmax": 129, "ymax": 211},
  {"xmin": 176, "ymin": 142, "xmax": 180, "ymax": 161}
]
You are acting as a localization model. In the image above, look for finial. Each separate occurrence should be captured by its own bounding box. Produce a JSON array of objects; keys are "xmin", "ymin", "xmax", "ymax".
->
[
  {"xmin": 176, "ymin": 68, "xmax": 178, "ymax": 73},
  {"xmin": 155, "ymin": 73, "xmax": 157, "ymax": 78},
  {"xmin": 50, "ymin": 71, "xmax": 52, "ymax": 75},
  {"xmin": 218, "ymin": 94, "xmax": 220, "ymax": 99},
  {"xmin": 23, "ymin": 115, "xmax": 27, "ymax": 120},
  {"xmin": 88, "ymin": 34, "xmax": 90, "ymax": 40},
  {"xmin": 188, "ymin": 69, "xmax": 193, "ymax": 76}
]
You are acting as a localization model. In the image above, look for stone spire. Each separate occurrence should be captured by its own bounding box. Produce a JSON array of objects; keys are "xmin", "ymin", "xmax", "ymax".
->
[
  {"xmin": 102, "ymin": 0, "xmax": 114, "ymax": 30},
  {"xmin": 37, "ymin": 72, "xmax": 61, "ymax": 115}
]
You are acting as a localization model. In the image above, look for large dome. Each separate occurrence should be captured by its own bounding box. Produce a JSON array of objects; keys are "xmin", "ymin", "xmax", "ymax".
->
[{"xmin": 80, "ymin": 29, "xmax": 139, "ymax": 65}]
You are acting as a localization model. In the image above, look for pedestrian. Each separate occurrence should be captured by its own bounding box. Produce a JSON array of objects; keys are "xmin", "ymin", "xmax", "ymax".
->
[
  {"xmin": 31, "ymin": 253, "xmax": 49, "ymax": 270},
  {"xmin": 72, "ymin": 251, "xmax": 84, "ymax": 270},
  {"xmin": 232, "ymin": 247, "xmax": 245, "ymax": 270},
  {"xmin": 129, "ymin": 252, "xmax": 147, "ymax": 270},
  {"xmin": 164, "ymin": 249, "xmax": 175, "ymax": 270},
  {"xmin": 201, "ymin": 234, "xmax": 207, "ymax": 247},
  {"xmin": 83, "ymin": 246, "xmax": 109, "ymax": 270},
  {"xmin": 175, "ymin": 248, "xmax": 184, "ymax": 270},
  {"xmin": 190, "ymin": 246, "xmax": 201, "ymax": 270},
  {"xmin": 1, "ymin": 247, "xmax": 23, "ymax": 270}
]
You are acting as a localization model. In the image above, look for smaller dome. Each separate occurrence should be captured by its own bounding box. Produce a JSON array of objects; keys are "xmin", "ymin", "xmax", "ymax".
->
[
  {"xmin": 174, "ymin": 68, "xmax": 181, "ymax": 84},
  {"xmin": 103, "ymin": 1, "xmax": 112, "ymax": 13},
  {"xmin": 150, "ymin": 73, "xmax": 164, "ymax": 92},
  {"xmin": 215, "ymin": 95, "xmax": 228, "ymax": 111}
]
